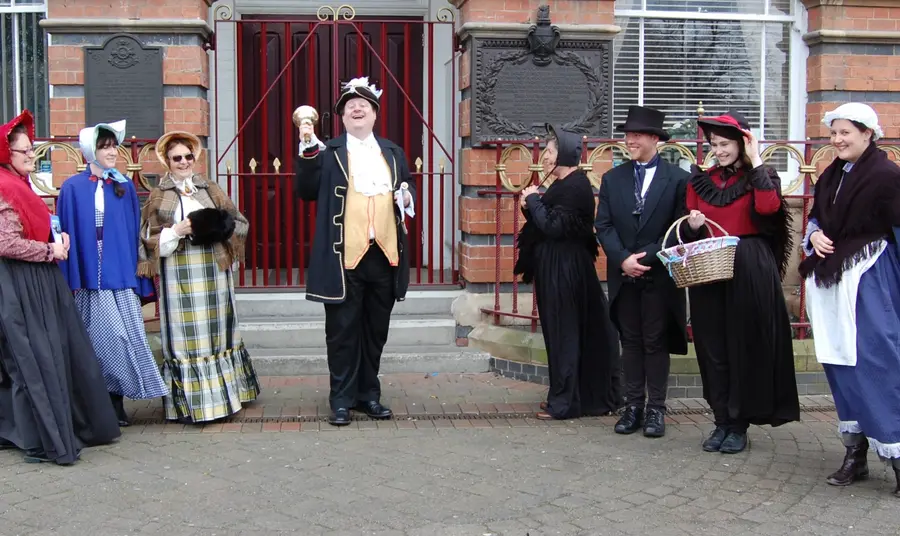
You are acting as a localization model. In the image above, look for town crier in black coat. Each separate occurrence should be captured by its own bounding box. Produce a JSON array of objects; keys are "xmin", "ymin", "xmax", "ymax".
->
[
  {"xmin": 594, "ymin": 105, "xmax": 689, "ymax": 438},
  {"xmin": 294, "ymin": 77, "xmax": 416, "ymax": 426}
]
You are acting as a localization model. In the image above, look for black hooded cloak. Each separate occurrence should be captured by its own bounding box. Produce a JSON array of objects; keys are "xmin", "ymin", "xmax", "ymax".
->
[{"xmin": 514, "ymin": 125, "xmax": 622, "ymax": 419}]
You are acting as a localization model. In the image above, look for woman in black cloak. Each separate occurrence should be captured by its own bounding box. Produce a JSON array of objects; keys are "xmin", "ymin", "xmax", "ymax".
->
[
  {"xmin": 514, "ymin": 124, "xmax": 622, "ymax": 420},
  {"xmin": 0, "ymin": 110, "xmax": 120, "ymax": 464}
]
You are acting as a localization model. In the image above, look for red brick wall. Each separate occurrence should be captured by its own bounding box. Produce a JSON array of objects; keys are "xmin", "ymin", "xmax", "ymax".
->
[
  {"xmin": 45, "ymin": 0, "xmax": 211, "ymax": 186},
  {"xmin": 803, "ymin": 0, "xmax": 900, "ymax": 139},
  {"xmin": 455, "ymin": 0, "xmax": 616, "ymax": 285}
]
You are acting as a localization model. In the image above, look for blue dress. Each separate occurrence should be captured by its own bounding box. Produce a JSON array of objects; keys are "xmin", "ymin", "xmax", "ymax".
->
[
  {"xmin": 58, "ymin": 174, "xmax": 167, "ymax": 400},
  {"xmin": 805, "ymin": 220, "xmax": 900, "ymax": 460}
]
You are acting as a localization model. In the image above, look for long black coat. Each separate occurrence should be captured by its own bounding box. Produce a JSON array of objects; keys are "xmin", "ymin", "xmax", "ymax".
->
[
  {"xmin": 594, "ymin": 158, "xmax": 689, "ymax": 355},
  {"xmin": 294, "ymin": 134, "xmax": 415, "ymax": 304}
]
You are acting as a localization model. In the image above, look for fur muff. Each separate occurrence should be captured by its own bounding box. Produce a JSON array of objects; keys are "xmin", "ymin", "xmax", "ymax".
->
[{"xmin": 187, "ymin": 208, "xmax": 235, "ymax": 246}]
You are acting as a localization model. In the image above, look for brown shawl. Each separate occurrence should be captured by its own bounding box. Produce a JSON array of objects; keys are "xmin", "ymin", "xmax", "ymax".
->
[{"xmin": 138, "ymin": 173, "xmax": 248, "ymax": 277}]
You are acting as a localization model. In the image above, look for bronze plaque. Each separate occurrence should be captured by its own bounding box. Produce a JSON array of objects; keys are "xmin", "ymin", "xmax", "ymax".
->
[{"xmin": 85, "ymin": 34, "xmax": 164, "ymax": 140}]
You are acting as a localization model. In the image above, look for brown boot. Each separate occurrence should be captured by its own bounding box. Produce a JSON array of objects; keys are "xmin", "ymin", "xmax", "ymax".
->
[{"xmin": 826, "ymin": 437, "xmax": 869, "ymax": 486}]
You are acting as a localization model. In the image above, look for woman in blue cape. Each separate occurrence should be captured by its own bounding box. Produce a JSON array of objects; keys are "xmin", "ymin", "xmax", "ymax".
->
[{"xmin": 57, "ymin": 120, "xmax": 168, "ymax": 427}]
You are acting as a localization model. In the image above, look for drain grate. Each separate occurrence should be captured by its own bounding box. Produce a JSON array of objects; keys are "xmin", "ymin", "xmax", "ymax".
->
[{"xmin": 128, "ymin": 405, "xmax": 836, "ymax": 426}]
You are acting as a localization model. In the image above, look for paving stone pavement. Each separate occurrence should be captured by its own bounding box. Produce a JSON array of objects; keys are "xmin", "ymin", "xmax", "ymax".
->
[{"xmin": 2, "ymin": 374, "xmax": 899, "ymax": 536}]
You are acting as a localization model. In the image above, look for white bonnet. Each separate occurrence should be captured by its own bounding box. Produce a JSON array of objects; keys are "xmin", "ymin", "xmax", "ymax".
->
[
  {"xmin": 78, "ymin": 119, "xmax": 126, "ymax": 162},
  {"xmin": 822, "ymin": 103, "xmax": 883, "ymax": 141}
]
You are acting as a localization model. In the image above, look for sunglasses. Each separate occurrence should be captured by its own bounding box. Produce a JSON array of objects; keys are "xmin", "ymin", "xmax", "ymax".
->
[{"xmin": 171, "ymin": 153, "xmax": 195, "ymax": 163}]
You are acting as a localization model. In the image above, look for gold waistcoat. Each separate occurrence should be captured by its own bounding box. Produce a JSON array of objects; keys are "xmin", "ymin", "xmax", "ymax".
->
[{"xmin": 343, "ymin": 153, "xmax": 399, "ymax": 269}]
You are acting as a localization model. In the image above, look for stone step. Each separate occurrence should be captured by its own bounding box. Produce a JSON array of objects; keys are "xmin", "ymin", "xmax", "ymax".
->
[
  {"xmin": 239, "ymin": 315, "xmax": 457, "ymax": 349},
  {"xmin": 248, "ymin": 346, "xmax": 491, "ymax": 376},
  {"xmin": 235, "ymin": 290, "xmax": 462, "ymax": 318}
]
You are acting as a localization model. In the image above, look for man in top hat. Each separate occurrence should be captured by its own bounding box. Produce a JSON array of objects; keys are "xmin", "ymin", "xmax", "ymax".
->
[
  {"xmin": 594, "ymin": 105, "xmax": 689, "ymax": 438},
  {"xmin": 294, "ymin": 77, "xmax": 416, "ymax": 426}
]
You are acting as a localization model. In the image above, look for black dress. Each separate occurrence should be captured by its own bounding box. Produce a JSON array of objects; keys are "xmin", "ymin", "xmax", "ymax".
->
[
  {"xmin": 0, "ymin": 255, "xmax": 121, "ymax": 464},
  {"xmin": 515, "ymin": 170, "xmax": 622, "ymax": 419}
]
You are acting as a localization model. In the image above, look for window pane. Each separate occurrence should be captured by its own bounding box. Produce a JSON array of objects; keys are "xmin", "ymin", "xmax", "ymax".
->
[
  {"xmin": 1, "ymin": 14, "xmax": 13, "ymax": 121},
  {"xmin": 645, "ymin": 0, "xmax": 766, "ymax": 15},
  {"xmin": 613, "ymin": 17, "xmax": 791, "ymax": 143}
]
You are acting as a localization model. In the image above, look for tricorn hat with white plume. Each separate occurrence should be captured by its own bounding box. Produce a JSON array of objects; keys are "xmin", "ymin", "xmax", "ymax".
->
[{"xmin": 335, "ymin": 76, "xmax": 383, "ymax": 115}]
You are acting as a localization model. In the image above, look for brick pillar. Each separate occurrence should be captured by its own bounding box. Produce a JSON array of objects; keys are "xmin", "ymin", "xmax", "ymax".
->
[
  {"xmin": 452, "ymin": 0, "xmax": 616, "ymax": 291},
  {"xmin": 803, "ymin": 0, "xmax": 900, "ymax": 139},
  {"xmin": 42, "ymin": 0, "xmax": 211, "ymax": 186}
]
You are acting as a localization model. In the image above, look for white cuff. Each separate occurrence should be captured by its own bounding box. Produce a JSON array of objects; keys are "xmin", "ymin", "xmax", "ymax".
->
[
  {"xmin": 298, "ymin": 134, "xmax": 326, "ymax": 154},
  {"xmin": 394, "ymin": 187, "xmax": 415, "ymax": 218},
  {"xmin": 802, "ymin": 218, "xmax": 821, "ymax": 258},
  {"xmin": 159, "ymin": 226, "xmax": 182, "ymax": 258}
]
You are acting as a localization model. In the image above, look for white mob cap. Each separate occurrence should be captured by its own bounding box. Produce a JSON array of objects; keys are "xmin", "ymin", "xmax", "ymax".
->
[{"xmin": 823, "ymin": 102, "xmax": 883, "ymax": 141}]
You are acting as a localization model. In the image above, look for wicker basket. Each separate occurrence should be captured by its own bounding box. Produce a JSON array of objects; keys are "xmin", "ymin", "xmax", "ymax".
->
[{"xmin": 656, "ymin": 215, "xmax": 740, "ymax": 288}]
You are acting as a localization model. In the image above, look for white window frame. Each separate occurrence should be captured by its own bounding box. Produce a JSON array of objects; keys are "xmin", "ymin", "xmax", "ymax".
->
[
  {"xmin": 1, "ymin": 0, "xmax": 48, "ymax": 123},
  {"xmin": 614, "ymin": 0, "xmax": 808, "ymax": 143}
]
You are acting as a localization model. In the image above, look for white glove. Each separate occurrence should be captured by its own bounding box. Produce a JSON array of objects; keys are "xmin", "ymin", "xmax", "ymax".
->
[{"xmin": 298, "ymin": 133, "xmax": 326, "ymax": 154}]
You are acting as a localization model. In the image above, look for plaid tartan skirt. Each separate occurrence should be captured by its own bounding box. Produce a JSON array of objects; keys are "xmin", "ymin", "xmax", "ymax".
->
[{"xmin": 158, "ymin": 241, "xmax": 260, "ymax": 422}]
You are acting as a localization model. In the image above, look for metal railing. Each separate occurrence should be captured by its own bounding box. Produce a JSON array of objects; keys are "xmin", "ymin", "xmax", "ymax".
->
[{"xmin": 476, "ymin": 133, "xmax": 900, "ymax": 340}]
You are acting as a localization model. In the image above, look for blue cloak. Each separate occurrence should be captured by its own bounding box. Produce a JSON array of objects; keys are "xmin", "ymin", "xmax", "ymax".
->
[{"xmin": 57, "ymin": 170, "xmax": 155, "ymax": 299}]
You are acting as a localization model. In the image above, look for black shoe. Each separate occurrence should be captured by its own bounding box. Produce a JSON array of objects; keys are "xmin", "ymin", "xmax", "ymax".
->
[
  {"xmin": 702, "ymin": 426, "xmax": 728, "ymax": 452},
  {"xmin": 328, "ymin": 408, "xmax": 351, "ymax": 426},
  {"xmin": 353, "ymin": 401, "xmax": 393, "ymax": 420},
  {"xmin": 109, "ymin": 393, "xmax": 131, "ymax": 427},
  {"xmin": 826, "ymin": 438, "xmax": 869, "ymax": 486},
  {"xmin": 614, "ymin": 406, "xmax": 644, "ymax": 435},
  {"xmin": 643, "ymin": 408, "xmax": 666, "ymax": 438},
  {"xmin": 720, "ymin": 431, "xmax": 749, "ymax": 454}
]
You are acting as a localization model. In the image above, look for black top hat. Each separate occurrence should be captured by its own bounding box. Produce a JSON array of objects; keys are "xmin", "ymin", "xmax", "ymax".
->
[
  {"xmin": 616, "ymin": 105, "xmax": 670, "ymax": 141},
  {"xmin": 335, "ymin": 76, "xmax": 382, "ymax": 115},
  {"xmin": 545, "ymin": 123, "xmax": 582, "ymax": 167},
  {"xmin": 697, "ymin": 110, "xmax": 751, "ymax": 140}
]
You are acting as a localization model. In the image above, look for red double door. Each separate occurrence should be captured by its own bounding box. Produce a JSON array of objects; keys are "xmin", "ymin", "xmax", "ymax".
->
[{"xmin": 237, "ymin": 16, "xmax": 424, "ymax": 284}]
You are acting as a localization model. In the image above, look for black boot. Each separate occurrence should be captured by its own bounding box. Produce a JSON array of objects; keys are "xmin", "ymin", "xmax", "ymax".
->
[
  {"xmin": 643, "ymin": 407, "xmax": 666, "ymax": 438},
  {"xmin": 614, "ymin": 406, "xmax": 644, "ymax": 435},
  {"xmin": 109, "ymin": 393, "xmax": 131, "ymax": 427},
  {"xmin": 893, "ymin": 465, "xmax": 900, "ymax": 498},
  {"xmin": 826, "ymin": 437, "xmax": 869, "ymax": 486}
]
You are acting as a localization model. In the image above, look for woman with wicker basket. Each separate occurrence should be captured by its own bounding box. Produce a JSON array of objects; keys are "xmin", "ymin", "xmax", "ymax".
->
[
  {"xmin": 679, "ymin": 111, "xmax": 799, "ymax": 454},
  {"xmin": 514, "ymin": 124, "xmax": 621, "ymax": 420},
  {"xmin": 799, "ymin": 103, "xmax": 900, "ymax": 497}
]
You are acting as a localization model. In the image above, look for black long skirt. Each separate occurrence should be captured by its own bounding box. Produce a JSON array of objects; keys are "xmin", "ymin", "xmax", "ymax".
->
[
  {"xmin": 688, "ymin": 236, "xmax": 800, "ymax": 429},
  {"xmin": 0, "ymin": 258, "xmax": 120, "ymax": 465},
  {"xmin": 534, "ymin": 242, "xmax": 622, "ymax": 419}
]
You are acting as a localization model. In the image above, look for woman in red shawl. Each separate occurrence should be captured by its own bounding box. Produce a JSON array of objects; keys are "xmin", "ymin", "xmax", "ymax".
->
[
  {"xmin": 0, "ymin": 110, "xmax": 120, "ymax": 465},
  {"xmin": 680, "ymin": 111, "xmax": 800, "ymax": 454}
]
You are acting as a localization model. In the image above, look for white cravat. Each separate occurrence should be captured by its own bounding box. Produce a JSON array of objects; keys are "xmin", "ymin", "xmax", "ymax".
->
[{"xmin": 347, "ymin": 133, "xmax": 392, "ymax": 197}]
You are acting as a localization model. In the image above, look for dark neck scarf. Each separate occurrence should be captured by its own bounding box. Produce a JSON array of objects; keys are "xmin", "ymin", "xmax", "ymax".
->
[
  {"xmin": 799, "ymin": 142, "xmax": 900, "ymax": 288},
  {"xmin": 632, "ymin": 152, "xmax": 660, "ymax": 215}
]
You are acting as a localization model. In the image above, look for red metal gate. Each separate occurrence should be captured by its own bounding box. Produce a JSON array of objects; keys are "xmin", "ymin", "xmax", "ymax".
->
[{"xmin": 212, "ymin": 5, "xmax": 459, "ymax": 289}]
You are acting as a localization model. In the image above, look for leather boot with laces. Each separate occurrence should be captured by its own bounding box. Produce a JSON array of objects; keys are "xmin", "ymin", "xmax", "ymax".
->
[
  {"xmin": 702, "ymin": 426, "xmax": 728, "ymax": 452},
  {"xmin": 614, "ymin": 406, "xmax": 643, "ymax": 435},
  {"xmin": 893, "ymin": 465, "xmax": 900, "ymax": 498},
  {"xmin": 826, "ymin": 437, "xmax": 869, "ymax": 486},
  {"xmin": 643, "ymin": 407, "xmax": 665, "ymax": 438}
]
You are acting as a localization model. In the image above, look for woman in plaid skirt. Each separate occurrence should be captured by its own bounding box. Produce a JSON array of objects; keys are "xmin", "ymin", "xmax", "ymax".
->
[
  {"xmin": 139, "ymin": 131, "xmax": 260, "ymax": 424},
  {"xmin": 57, "ymin": 120, "xmax": 168, "ymax": 428}
]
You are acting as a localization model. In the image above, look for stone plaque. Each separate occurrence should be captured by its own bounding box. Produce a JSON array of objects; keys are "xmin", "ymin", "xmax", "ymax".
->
[
  {"xmin": 85, "ymin": 34, "xmax": 164, "ymax": 140},
  {"xmin": 467, "ymin": 6, "xmax": 613, "ymax": 145}
]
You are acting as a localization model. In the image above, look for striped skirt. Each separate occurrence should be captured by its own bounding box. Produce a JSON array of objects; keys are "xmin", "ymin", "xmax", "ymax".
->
[{"xmin": 159, "ymin": 240, "xmax": 260, "ymax": 422}]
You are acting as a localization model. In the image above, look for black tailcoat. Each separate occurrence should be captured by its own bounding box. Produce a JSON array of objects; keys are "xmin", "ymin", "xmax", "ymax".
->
[
  {"xmin": 294, "ymin": 134, "xmax": 415, "ymax": 304},
  {"xmin": 594, "ymin": 158, "xmax": 689, "ymax": 355}
]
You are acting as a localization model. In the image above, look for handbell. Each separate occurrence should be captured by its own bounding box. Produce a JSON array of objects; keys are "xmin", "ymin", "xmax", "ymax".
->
[{"xmin": 292, "ymin": 105, "xmax": 319, "ymax": 144}]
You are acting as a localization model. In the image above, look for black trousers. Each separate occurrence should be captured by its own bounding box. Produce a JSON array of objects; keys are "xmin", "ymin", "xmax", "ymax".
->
[
  {"xmin": 323, "ymin": 247, "xmax": 395, "ymax": 410},
  {"xmin": 615, "ymin": 278, "xmax": 670, "ymax": 410},
  {"xmin": 689, "ymin": 282, "xmax": 749, "ymax": 433}
]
